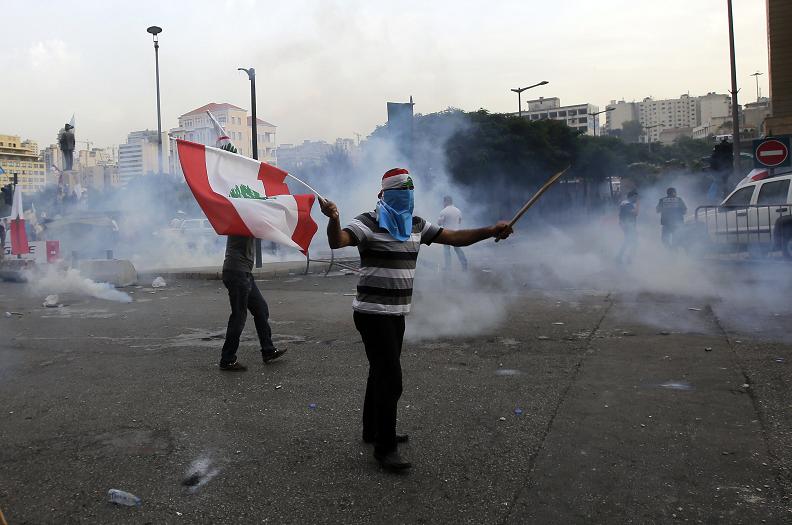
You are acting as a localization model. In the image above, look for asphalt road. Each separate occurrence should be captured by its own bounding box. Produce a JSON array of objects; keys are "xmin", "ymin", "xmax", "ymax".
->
[{"xmin": 1, "ymin": 260, "xmax": 792, "ymax": 524}]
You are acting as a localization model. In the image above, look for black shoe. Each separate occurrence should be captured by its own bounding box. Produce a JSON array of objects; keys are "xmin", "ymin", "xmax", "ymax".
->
[
  {"xmin": 219, "ymin": 361, "xmax": 247, "ymax": 371},
  {"xmin": 363, "ymin": 434, "xmax": 409, "ymax": 444},
  {"xmin": 262, "ymin": 348, "xmax": 287, "ymax": 364},
  {"xmin": 374, "ymin": 450, "xmax": 412, "ymax": 471}
]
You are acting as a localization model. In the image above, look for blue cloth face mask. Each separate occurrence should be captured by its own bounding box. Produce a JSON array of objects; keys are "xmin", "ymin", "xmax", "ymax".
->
[{"xmin": 377, "ymin": 189, "xmax": 414, "ymax": 241}]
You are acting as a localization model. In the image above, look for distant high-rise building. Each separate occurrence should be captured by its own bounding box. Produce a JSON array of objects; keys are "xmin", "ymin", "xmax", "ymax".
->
[
  {"xmin": 170, "ymin": 103, "xmax": 277, "ymax": 172},
  {"xmin": 517, "ymin": 97, "xmax": 599, "ymax": 136},
  {"xmin": 0, "ymin": 134, "xmax": 47, "ymax": 193},
  {"xmin": 118, "ymin": 130, "xmax": 165, "ymax": 186},
  {"xmin": 607, "ymin": 93, "xmax": 735, "ymax": 143}
]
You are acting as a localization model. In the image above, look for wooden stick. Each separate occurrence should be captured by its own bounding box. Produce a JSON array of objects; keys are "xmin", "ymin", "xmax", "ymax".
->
[
  {"xmin": 0, "ymin": 506, "xmax": 8, "ymax": 525},
  {"xmin": 495, "ymin": 166, "xmax": 570, "ymax": 242}
]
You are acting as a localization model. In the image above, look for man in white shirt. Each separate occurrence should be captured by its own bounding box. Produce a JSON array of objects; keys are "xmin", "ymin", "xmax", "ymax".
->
[{"xmin": 437, "ymin": 196, "xmax": 468, "ymax": 271}]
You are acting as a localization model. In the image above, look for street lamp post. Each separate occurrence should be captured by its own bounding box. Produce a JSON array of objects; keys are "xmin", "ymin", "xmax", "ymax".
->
[
  {"xmin": 750, "ymin": 71, "xmax": 763, "ymax": 102},
  {"xmin": 588, "ymin": 107, "xmax": 615, "ymax": 137},
  {"xmin": 510, "ymin": 81, "xmax": 549, "ymax": 118},
  {"xmin": 147, "ymin": 26, "xmax": 164, "ymax": 175},
  {"xmin": 726, "ymin": 0, "xmax": 741, "ymax": 177},
  {"xmin": 643, "ymin": 123, "xmax": 660, "ymax": 150},
  {"xmin": 238, "ymin": 67, "xmax": 262, "ymax": 268}
]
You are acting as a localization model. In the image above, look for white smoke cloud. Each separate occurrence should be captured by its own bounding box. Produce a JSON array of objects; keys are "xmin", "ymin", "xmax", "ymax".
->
[{"xmin": 27, "ymin": 267, "xmax": 132, "ymax": 303}]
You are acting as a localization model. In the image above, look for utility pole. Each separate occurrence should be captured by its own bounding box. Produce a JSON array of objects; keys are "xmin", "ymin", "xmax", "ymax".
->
[
  {"xmin": 727, "ymin": 0, "xmax": 741, "ymax": 177},
  {"xmin": 239, "ymin": 67, "xmax": 262, "ymax": 268}
]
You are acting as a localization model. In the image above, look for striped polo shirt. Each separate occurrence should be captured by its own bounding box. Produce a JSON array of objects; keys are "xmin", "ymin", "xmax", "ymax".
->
[{"xmin": 343, "ymin": 211, "xmax": 443, "ymax": 315}]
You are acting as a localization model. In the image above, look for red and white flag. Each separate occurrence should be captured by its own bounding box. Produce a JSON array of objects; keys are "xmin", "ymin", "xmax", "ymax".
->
[
  {"xmin": 177, "ymin": 139, "xmax": 317, "ymax": 254},
  {"xmin": 9, "ymin": 185, "xmax": 30, "ymax": 255}
]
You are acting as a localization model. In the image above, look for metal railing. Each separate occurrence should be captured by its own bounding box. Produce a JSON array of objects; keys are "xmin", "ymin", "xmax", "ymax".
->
[
  {"xmin": 305, "ymin": 250, "xmax": 362, "ymax": 276},
  {"xmin": 694, "ymin": 204, "xmax": 792, "ymax": 247}
]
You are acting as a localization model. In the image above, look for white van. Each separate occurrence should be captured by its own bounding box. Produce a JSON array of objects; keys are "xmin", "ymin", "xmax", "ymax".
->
[{"xmin": 686, "ymin": 171, "xmax": 792, "ymax": 258}]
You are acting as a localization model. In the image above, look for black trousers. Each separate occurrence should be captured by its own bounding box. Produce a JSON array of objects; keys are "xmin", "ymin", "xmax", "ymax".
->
[
  {"xmin": 220, "ymin": 270, "xmax": 275, "ymax": 366},
  {"xmin": 354, "ymin": 311, "xmax": 405, "ymax": 455}
]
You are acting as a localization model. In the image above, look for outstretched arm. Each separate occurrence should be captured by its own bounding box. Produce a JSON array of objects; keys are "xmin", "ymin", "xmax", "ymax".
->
[
  {"xmin": 434, "ymin": 221, "xmax": 513, "ymax": 247},
  {"xmin": 319, "ymin": 199, "xmax": 354, "ymax": 249}
]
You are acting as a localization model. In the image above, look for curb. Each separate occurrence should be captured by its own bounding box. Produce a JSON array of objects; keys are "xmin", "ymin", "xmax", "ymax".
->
[{"xmin": 138, "ymin": 260, "xmax": 333, "ymax": 281}]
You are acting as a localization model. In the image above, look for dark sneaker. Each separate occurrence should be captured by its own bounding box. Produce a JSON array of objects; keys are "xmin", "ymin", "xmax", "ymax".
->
[
  {"xmin": 363, "ymin": 434, "xmax": 409, "ymax": 444},
  {"xmin": 262, "ymin": 348, "xmax": 287, "ymax": 364},
  {"xmin": 374, "ymin": 450, "xmax": 412, "ymax": 471},
  {"xmin": 219, "ymin": 361, "xmax": 247, "ymax": 371}
]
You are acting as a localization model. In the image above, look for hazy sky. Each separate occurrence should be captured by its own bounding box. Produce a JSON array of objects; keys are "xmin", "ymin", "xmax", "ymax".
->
[{"xmin": 0, "ymin": 0, "xmax": 770, "ymax": 149}]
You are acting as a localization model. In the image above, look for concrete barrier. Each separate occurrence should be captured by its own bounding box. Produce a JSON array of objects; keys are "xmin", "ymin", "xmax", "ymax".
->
[
  {"xmin": 0, "ymin": 259, "xmax": 36, "ymax": 282},
  {"xmin": 78, "ymin": 259, "xmax": 138, "ymax": 287}
]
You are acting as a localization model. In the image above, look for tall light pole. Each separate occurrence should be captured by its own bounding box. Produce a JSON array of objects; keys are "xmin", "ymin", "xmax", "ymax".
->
[
  {"xmin": 750, "ymin": 71, "xmax": 763, "ymax": 102},
  {"xmin": 643, "ymin": 123, "xmax": 660, "ymax": 149},
  {"xmin": 238, "ymin": 67, "xmax": 262, "ymax": 268},
  {"xmin": 511, "ymin": 80, "xmax": 549, "ymax": 118},
  {"xmin": 147, "ymin": 25, "xmax": 164, "ymax": 175},
  {"xmin": 727, "ymin": 0, "xmax": 741, "ymax": 177},
  {"xmin": 588, "ymin": 107, "xmax": 614, "ymax": 137}
]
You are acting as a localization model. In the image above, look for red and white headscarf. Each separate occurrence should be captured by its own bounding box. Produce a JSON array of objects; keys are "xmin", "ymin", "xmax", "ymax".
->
[{"xmin": 381, "ymin": 168, "xmax": 413, "ymax": 191}]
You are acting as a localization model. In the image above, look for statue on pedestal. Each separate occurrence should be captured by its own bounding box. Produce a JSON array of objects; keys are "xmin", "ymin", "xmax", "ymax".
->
[{"xmin": 58, "ymin": 122, "xmax": 75, "ymax": 171}]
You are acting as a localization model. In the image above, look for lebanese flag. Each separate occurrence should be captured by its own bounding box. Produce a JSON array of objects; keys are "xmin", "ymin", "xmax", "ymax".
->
[
  {"xmin": 177, "ymin": 139, "xmax": 317, "ymax": 254},
  {"xmin": 9, "ymin": 185, "xmax": 29, "ymax": 255}
]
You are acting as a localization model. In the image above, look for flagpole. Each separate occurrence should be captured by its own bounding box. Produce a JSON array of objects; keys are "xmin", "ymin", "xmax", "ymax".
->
[{"xmin": 286, "ymin": 173, "xmax": 326, "ymax": 202}]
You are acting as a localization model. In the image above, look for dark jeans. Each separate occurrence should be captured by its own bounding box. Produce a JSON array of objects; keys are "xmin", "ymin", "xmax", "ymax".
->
[
  {"xmin": 661, "ymin": 223, "xmax": 680, "ymax": 248},
  {"xmin": 618, "ymin": 223, "xmax": 637, "ymax": 264},
  {"xmin": 220, "ymin": 270, "xmax": 275, "ymax": 366},
  {"xmin": 354, "ymin": 311, "xmax": 405, "ymax": 455}
]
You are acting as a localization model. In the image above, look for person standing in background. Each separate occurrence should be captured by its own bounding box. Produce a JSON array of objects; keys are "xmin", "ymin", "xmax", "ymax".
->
[
  {"xmin": 656, "ymin": 187, "xmax": 687, "ymax": 249},
  {"xmin": 618, "ymin": 190, "xmax": 639, "ymax": 264},
  {"xmin": 437, "ymin": 196, "xmax": 468, "ymax": 271},
  {"xmin": 0, "ymin": 218, "xmax": 6, "ymax": 261}
]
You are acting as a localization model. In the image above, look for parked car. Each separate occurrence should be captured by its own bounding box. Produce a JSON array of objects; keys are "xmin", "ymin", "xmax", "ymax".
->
[
  {"xmin": 157, "ymin": 217, "xmax": 223, "ymax": 250},
  {"xmin": 680, "ymin": 169, "xmax": 792, "ymax": 259}
]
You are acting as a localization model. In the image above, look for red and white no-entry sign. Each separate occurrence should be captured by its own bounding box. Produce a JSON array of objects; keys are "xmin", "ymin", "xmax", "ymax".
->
[{"xmin": 753, "ymin": 136, "xmax": 791, "ymax": 168}]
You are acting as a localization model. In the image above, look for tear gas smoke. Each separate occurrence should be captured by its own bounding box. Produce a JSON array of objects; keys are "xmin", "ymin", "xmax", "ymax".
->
[
  {"xmin": 291, "ymin": 114, "xmax": 792, "ymax": 343},
  {"xmin": 27, "ymin": 267, "xmax": 132, "ymax": 303}
]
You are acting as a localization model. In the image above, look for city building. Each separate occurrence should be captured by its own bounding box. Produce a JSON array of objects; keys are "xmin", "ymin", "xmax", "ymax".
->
[
  {"xmin": 765, "ymin": 0, "xmax": 792, "ymax": 135},
  {"xmin": 118, "ymin": 130, "xmax": 165, "ymax": 186},
  {"xmin": 607, "ymin": 93, "xmax": 733, "ymax": 143},
  {"xmin": 40, "ymin": 144, "xmax": 63, "ymax": 177},
  {"xmin": 78, "ymin": 164, "xmax": 120, "ymax": 190},
  {"xmin": 743, "ymin": 97, "xmax": 772, "ymax": 137},
  {"xmin": 0, "ymin": 134, "xmax": 47, "ymax": 193},
  {"xmin": 518, "ymin": 97, "xmax": 599, "ymax": 135},
  {"xmin": 77, "ymin": 147, "xmax": 117, "ymax": 170},
  {"xmin": 276, "ymin": 140, "xmax": 334, "ymax": 172},
  {"xmin": 170, "ymin": 102, "xmax": 277, "ymax": 168},
  {"xmin": 698, "ymin": 93, "xmax": 732, "ymax": 128}
]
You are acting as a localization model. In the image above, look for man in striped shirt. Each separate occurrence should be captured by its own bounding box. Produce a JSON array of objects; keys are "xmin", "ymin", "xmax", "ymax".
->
[{"xmin": 319, "ymin": 168, "xmax": 513, "ymax": 471}]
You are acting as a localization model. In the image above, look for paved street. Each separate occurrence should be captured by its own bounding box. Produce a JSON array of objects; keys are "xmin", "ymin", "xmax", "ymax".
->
[{"xmin": 1, "ymin": 258, "xmax": 792, "ymax": 524}]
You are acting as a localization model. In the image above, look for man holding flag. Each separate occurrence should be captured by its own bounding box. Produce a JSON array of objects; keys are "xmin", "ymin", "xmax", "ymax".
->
[
  {"xmin": 178, "ymin": 111, "xmax": 318, "ymax": 370},
  {"xmin": 319, "ymin": 168, "xmax": 513, "ymax": 471}
]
